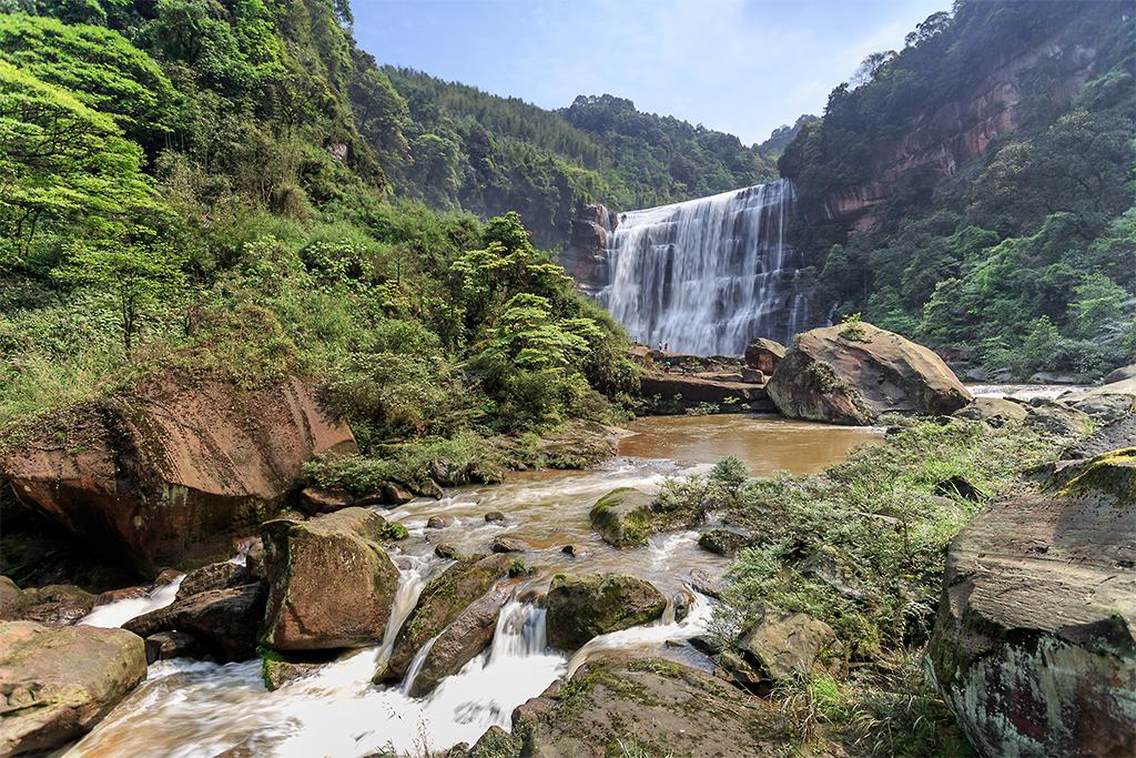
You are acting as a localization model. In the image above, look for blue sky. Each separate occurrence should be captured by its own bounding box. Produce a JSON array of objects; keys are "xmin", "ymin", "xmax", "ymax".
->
[{"xmin": 352, "ymin": 0, "xmax": 949, "ymax": 145}]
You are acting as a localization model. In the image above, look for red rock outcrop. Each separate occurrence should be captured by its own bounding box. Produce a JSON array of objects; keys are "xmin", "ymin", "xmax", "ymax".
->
[
  {"xmin": 1, "ymin": 371, "xmax": 355, "ymax": 570},
  {"xmin": 767, "ymin": 322, "xmax": 971, "ymax": 425}
]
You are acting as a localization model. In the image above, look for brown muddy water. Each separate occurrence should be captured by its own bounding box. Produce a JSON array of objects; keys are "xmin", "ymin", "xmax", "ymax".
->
[{"xmin": 66, "ymin": 414, "xmax": 882, "ymax": 758}]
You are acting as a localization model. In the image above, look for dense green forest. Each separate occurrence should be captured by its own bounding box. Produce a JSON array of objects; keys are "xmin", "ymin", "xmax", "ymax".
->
[
  {"xmin": 782, "ymin": 0, "xmax": 1135, "ymax": 379},
  {"xmin": 379, "ymin": 68, "xmax": 777, "ymax": 246},
  {"xmin": 0, "ymin": 0, "xmax": 640, "ymax": 474}
]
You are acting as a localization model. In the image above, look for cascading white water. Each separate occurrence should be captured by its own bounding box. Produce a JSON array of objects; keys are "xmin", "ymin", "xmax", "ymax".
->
[
  {"xmin": 602, "ymin": 179, "xmax": 811, "ymax": 354},
  {"xmin": 78, "ymin": 574, "xmax": 185, "ymax": 629}
]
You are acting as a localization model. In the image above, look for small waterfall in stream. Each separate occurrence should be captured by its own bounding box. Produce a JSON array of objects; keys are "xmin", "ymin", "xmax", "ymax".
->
[{"xmin": 601, "ymin": 178, "xmax": 812, "ymax": 354}]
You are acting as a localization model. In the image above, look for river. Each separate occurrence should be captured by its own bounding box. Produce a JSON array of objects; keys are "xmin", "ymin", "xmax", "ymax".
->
[{"xmin": 65, "ymin": 414, "xmax": 881, "ymax": 757}]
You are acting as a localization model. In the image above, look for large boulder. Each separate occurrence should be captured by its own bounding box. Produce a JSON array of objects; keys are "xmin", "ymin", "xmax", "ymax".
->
[
  {"xmin": 589, "ymin": 488, "xmax": 653, "ymax": 548},
  {"xmin": 768, "ymin": 323, "xmax": 971, "ymax": 425},
  {"xmin": 744, "ymin": 337, "xmax": 786, "ymax": 376},
  {"xmin": 261, "ymin": 508, "xmax": 398, "ymax": 651},
  {"xmin": 545, "ymin": 573, "xmax": 666, "ymax": 650},
  {"xmin": 383, "ymin": 554, "xmax": 513, "ymax": 681},
  {"xmin": 929, "ymin": 448, "xmax": 1136, "ymax": 756},
  {"xmin": 0, "ymin": 621, "xmax": 146, "ymax": 754},
  {"xmin": 0, "ymin": 370, "xmax": 356, "ymax": 570},
  {"xmin": 124, "ymin": 582, "xmax": 266, "ymax": 662},
  {"xmin": 407, "ymin": 585, "xmax": 510, "ymax": 697},
  {"xmin": 510, "ymin": 657, "xmax": 787, "ymax": 757}
]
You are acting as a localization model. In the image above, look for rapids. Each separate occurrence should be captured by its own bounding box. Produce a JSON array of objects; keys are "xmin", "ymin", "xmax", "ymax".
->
[{"xmin": 64, "ymin": 414, "xmax": 882, "ymax": 757}]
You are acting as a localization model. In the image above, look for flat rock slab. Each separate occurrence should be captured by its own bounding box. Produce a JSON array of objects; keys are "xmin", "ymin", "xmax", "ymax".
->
[{"xmin": 511, "ymin": 657, "xmax": 789, "ymax": 757}]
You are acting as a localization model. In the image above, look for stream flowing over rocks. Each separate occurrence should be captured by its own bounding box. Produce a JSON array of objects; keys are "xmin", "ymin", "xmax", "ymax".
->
[{"xmin": 35, "ymin": 415, "xmax": 880, "ymax": 756}]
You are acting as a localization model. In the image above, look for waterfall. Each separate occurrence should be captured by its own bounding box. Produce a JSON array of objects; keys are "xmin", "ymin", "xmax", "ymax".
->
[{"xmin": 602, "ymin": 179, "xmax": 811, "ymax": 355}]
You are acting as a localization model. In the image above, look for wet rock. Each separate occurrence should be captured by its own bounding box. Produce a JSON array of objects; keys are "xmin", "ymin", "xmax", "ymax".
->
[
  {"xmin": 434, "ymin": 543, "xmax": 459, "ymax": 560},
  {"xmin": 144, "ymin": 631, "xmax": 204, "ymax": 663},
  {"xmin": 744, "ymin": 337, "xmax": 786, "ymax": 376},
  {"xmin": 384, "ymin": 554, "xmax": 514, "ymax": 681},
  {"xmin": 0, "ymin": 581, "xmax": 94, "ymax": 625},
  {"xmin": 262, "ymin": 656, "xmax": 329, "ymax": 691},
  {"xmin": 426, "ymin": 515, "xmax": 452, "ymax": 529},
  {"xmin": 671, "ymin": 589, "xmax": 693, "ymax": 622},
  {"xmin": 589, "ymin": 487, "xmax": 653, "ymax": 548},
  {"xmin": 735, "ymin": 609, "xmax": 837, "ymax": 685},
  {"xmin": 484, "ymin": 511, "xmax": 506, "ymax": 523},
  {"xmin": 125, "ymin": 583, "xmax": 266, "ymax": 662},
  {"xmin": 381, "ymin": 482, "xmax": 414, "ymax": 505},
  {"xmin": 0, "ymin": 621, "xmax": 146, "ymax": 754},
  {"xmin": 0, "ymin": 370, "xmax": 356, "ymax": 571},
  {"xmin": 689, "ymin": 634, "xmax": 723, "ymax": 656},
  {"xmin": 1029, "ymin": 371, "xmax": 1081, "ymax": 385},
  {"xmin": 952, "ymin": 396, "xmax": 1029, "ymax": 427},
  {"xmin": 177, "ymin": 559, "xmax": 253, "ymax": 600},
  {"xmin": 560, "ymin": 543, "xmax": 588, "ymax": 558},
  {"xmin": 545, "ymin": 573, "xmax": 666, "ymax": 650},
  {"xmin": 93, "ymin": 585, "xmax": 148, "ymax": 606},
  {"xmin": 469, "ymin": 724, "xmax": 521, "ymax": 757},
  {"xmin": 688, "ymin": 569, "xmax": 725, "ymax": 599},
  {"xmin": 768, "ymin": 322, "xmax": 971, "ymax": 425},
  {"xmin": 697, "ymin": 527, "xmax": 755, "ymax": 557},
  {"xmin": 490, "ymin": 535, "xmax": 527, "ymax": 553},
  {"xmin": 408, "ymin": 586, "xmax": 510, "ymax": 697},
  {"xmin": 261, "ymin": 508, "xmax": 398, "ymax": 651},
  {"xmin": 932, "ymin": 475, "xmax": 987, "ymax": 502},
  {"xmin": 1024, "ymin": 403, "xmax": 1092, "ymax": 437},
  {"xmin": 511, "ymin": 657, "xmax": 784, "ymax": 756},
  {"xmin": 929, "ymin": 447, "xmax": 1136, "ymax": 756}
]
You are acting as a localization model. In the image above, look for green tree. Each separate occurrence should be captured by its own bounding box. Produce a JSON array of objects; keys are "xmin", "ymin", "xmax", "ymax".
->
[{"xmin": 0, "ymin": 59, "xmax": 156, "ymax": 270}]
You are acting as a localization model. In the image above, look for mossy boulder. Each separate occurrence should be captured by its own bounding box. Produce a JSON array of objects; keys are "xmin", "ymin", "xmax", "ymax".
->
[
  {"xmin": 510, "ymin": 657, "xmax": 787, "ymax": 757},
  {"xmin": 407, "ymin": 585, "xmax": 510, "ymax": 697},
  {"xmin": 735, "ymin": 609, "xmax": 837, "ymax": 683},
  {"xmin": 1024, "ymin": 402, "xmax": 1093, "ymax": 438},
  {"xmin": 382, "ymin": 553, "xmax": 513, "ymax": 682},
  {"xmin": 545, "ymin": 573, "xmax": 666, "ymax": 650},
  {"xmin": 929, "ymin": 448, "xmax": 1136, "ymax": 756},
  {"xmin": 768, "ymin": 323, "xmax": 971, "ymax": 425},
  {"xmin": 0, "ymin": 621, "xmax": 146, "ymax": 754},
  {"xmin": 589, "ymin": 488, "xmax": 654, "ymax": 548},
  {"xmin": 260, "ymin": 507, "xmax": 398, "ymax": 651}
]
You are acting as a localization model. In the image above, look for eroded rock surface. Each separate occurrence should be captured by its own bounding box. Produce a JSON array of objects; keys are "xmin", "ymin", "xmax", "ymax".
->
[
  {"xmin": 125, "ymin": 583, "xmax": 266, "ymax": 662},
  {"xmin": 0, "ymin": 370, "xmax": 355, "ymax": 570},
  {"xmin": 929, "ymin": 448, "xmax": 1136, "ymax": 756}
]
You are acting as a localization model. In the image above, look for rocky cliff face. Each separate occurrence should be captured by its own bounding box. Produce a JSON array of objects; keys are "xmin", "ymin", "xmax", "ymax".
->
[
  {"xmin": 558, "ymin": 202, "xmax": 616, "ymax": 297},
  {"xmin": 822, "ymin": 38, "xmax": 1100, "ymax": 231}
]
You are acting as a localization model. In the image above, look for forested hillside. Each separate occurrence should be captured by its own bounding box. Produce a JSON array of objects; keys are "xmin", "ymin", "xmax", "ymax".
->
[
  {"xmin": 380, "ymin": 68, "xmax": 776, "ymax": 245},
  {"xmin": 782, "ymin": 0, "xmax": 1135, "ymax": 379},
  {"xmin": 0, "ymin": 0, "xmax": 638, "ymax": 474}
]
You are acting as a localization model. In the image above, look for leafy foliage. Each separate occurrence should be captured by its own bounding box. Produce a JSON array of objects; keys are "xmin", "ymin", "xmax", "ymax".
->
[{"xmin": 781, "ymin": 0, "xmax": 1135, "ymax": 378}]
